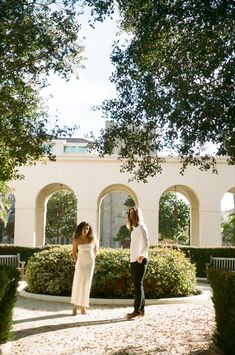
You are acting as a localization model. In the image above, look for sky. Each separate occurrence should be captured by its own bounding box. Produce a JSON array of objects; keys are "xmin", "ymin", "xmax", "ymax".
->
[{"xmin": 42, "ymin": 9, "xmax": 120, "ymax": 138}]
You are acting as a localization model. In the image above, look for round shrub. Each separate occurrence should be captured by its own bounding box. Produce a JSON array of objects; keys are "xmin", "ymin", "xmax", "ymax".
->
[
  {"xmin": 91, "ymin": 247, "xmax": 196, "ymax": 298},
  {"xmin": 90, "ymin": 248, "xmax": 133, "ymax": 298},
  {"xmin": 25, "ymin": 246, "xmax": 74, "ymax": 296},
  {"xmin": 145, "ymin": 247, "xmax": 197, "ymax": 298}
]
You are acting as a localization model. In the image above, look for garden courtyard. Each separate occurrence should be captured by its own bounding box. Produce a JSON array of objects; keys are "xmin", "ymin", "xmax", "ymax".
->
[{"xmin": 1, "ymin": 282, "xmax": 222, "ymax": 355}]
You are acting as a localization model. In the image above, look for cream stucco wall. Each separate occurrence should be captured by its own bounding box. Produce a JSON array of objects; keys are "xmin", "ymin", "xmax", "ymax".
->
[{"xmin": 10, "ymin": 153, "xmax": 235, "ymax": 248}]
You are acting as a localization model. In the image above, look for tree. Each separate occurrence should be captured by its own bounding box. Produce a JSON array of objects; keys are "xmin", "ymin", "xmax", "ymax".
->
[
  {"xmin": 114, "ymin": 195, "xmax": 134, "ymax": 247},
  {"xmin": 221, "ymin": 213, "xmax": 235, "ymax": 245},
  {"xmin": 46, "ymin": 190, "xmax": 77, "ymax": 244},
  {"xmin": 0, "ymin": 0, "xmax": 84, "ymax": 182},
  {"xmin": 89, "ymin": 0, "xmax": 235, "ymax": 182},
  {"xmin": 159, "ymin": 191, "xmax": 190, "ymax": 244},
  {"xmin": 0, "ymin": 182, "xmax": 15, "ymax": 243}
]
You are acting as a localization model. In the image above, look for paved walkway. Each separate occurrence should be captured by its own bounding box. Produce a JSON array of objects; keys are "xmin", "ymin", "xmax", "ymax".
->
[{"xmin": 1, "ymin": 284, "xmax": 222, "ymax": 355}]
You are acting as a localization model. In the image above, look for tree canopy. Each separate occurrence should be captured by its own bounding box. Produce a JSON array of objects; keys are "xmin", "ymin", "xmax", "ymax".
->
[
  {"xmin": 0, "ymin": 0, "xmax": 83, "ymax": 182},
  {"xmin": 159, "ymin": 191, "xmax": 190, "ymax": 244},
  {"xmin": 1, "ymin": 0, "xmax": 234, "ymax": 184},
  {"xmin": 90, "ymin": 0, "xmax": 235, "ymax": 182},
  {"xmin": 46, "ymin": 190, "xmax": 77, "ymax": 243},
  {"xmin": 221, "ymin": 212, "xmax": 235, "ymax": 245}
]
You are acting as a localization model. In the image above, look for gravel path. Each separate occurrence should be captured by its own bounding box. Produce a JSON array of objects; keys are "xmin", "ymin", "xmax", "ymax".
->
[{"xmin": 1, "ymin": 286, "xmax": 222, "ymax": 355}]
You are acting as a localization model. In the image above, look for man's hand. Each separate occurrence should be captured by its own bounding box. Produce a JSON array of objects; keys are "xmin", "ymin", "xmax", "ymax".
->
[{"xmin": 136, "ymin": 256, "xmax": 144, "ymax": 263}]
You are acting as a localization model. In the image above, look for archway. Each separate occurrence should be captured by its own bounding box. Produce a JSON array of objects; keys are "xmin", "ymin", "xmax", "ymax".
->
[
  {"xmin": 35, "ymin": 182, "xmax": 75, "ymax": 246},
  {"xmin": 0, "ymin": 191, "xmax": 15, "ymax": 244},
  {"xmin": 160, "ymin": 185, "xmax": 199, "ymax": 245},
  {"xmin": 97, "ymin": 184, "xmax": 138, "ymax": 248},
  {"xmin": 221, "ymin": 187, "xmax": 235, "ymax": 246}
]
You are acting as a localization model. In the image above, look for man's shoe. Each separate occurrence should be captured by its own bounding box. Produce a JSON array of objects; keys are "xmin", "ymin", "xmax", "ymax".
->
[
  {"xmin": 127, "ymin": 311, "xmax": 141, "ymax": 319},
  {"xmin": 139, "ymin": 310, "xmax": 145, "ymax": 316}
]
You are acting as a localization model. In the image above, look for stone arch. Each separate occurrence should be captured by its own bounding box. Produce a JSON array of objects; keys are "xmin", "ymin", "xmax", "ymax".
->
[
  {"xmin": 97, "ymin": 184, "xmax": 139, "ymax": 247},
  {"xmin": 220, "ymin": 185, "xmax": 235, "ymax": 245},
  {"xmin": 162, "ymin": 184, "xmax": 200, "ymax": 245},
  {"xmin": 35, "ymin": 182, "xmax": 74, "ymax": 246}
]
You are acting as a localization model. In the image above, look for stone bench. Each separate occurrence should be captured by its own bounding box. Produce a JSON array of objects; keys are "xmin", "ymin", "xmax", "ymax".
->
[{"xmin": 0, "ymin": 253, "xmax": 25, "ymax": 280}]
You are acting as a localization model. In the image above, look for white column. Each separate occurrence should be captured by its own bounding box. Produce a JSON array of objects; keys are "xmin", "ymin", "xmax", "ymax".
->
[
  {"xmin": 14, "ymin": 207, "xmax": 36, "ymax": 247},
  {"xmin": 142, "ymin": 209, "xmax": 159, "ymax": 246},
  {"xmin": 199, "ymin": 210, "xmax": 222, "ymax": 246}
]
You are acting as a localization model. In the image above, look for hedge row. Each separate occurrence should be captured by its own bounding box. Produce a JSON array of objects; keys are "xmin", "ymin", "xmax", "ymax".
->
[
  {"xmin": 208, "ymin": 269, "xmax": 235, "ymax": 354},
  {"xmin": 0, "ymin": 266, "xmax": 20, "ymax": 343},
  {"xmin": 179, "ymin": 246, "xmax": 235, "ymax": 277},
  {"xmin": 1, "ymin": 244, "xmax": 235, "ymax": 278}
]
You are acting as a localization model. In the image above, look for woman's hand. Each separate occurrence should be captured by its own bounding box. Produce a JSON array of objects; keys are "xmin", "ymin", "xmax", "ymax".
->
[{"xmin": 136, "ymin": 256, "xmax": 144, "ymax": 263}]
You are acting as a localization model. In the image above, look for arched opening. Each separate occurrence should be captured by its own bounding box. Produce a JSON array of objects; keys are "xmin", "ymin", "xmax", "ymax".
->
[
  {"xmin": 221, "ymin": 187, "xmax": 235, "ymax": 246},
  {"xmin": 45, "ymin": 187, "xmax": 77, "ymax": 245},
  {"xmin": 0, "ymin": 190, "xmax": 15, "ymax": 244},
  {"xmin": 158, "ymin": 185, "xmax": 199, "ymax": 246},
  {"xmin": 35, "ymin": 183, "xmax": 77, "ymax": 246},
  {"xmin": 97, "ymin": 184, "xmax": 138, "ymax": 248}
]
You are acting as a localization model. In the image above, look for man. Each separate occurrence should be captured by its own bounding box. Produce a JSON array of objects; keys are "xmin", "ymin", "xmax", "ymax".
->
[{"xmin": 127, "ymin": 207, "xmax": 149, "ymax": 319}]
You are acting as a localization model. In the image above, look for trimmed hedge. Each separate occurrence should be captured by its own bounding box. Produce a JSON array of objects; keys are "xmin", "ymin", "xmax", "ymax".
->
[
  {"xmin": 208, "ymin": 269, "xmax": 235, "ymax": 354},
  {"xmin": 25, "ymin": 246, "xmax": 196, "ymax": 298},
  {"xmin": 0, "ymin": 244, "xmax": 55, "ymax": 265},
  {"xmin": 179, "ymin": 246, "xmax": 235, "ymax": 277},
  {"xmin": 0, "ymin": 266, "xmax": 20, "ymax": 343},
  {"xmin": 1, "ymin": 244, "xmax": 235, "ymax": 278}
]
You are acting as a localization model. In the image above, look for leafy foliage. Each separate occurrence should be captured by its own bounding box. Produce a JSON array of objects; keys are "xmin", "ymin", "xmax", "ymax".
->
[
  {"xmin": 221, "ymin": 213, "xmax": 235, "ymax": 245},
  {"xmin": 114, "ymin": 224, "xmax": 130, "ymax": 241},
  {"xmin": 159, "ymin": 192, "xmax": 190, "ymax": 244},
  {"xmin": 208, "ymin": 269, "xmax": 235, "ymax": 354},
  {"xmin": 25, "ymin": 246, "xmax": 74, "ymax": 296},
  {"xmin": 93, "ymin": 247, "xmax": 196, "ymax": 298},
  {"xmin": 46, "ymin": 190, "xmax": 77, "ymax": 243},
  {"xmin": 0, "ymin": 0, "xmax": 83, "ymax": 181},
  {"xmin": 0, "ymin": 266, "xmax": 20, "ymax": 343},
  {"xmin": 25, "ymin": 246, "xmax": 196, "ymax": 298},
  {"xmin": 89, "ymin": 0, "xmax": 235, "ymax": 182}
]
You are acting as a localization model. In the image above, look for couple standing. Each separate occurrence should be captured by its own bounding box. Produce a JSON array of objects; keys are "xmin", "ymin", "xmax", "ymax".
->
[{"xmin": 70, "ymin": 207, "xmax": 149, "ymax": 319}]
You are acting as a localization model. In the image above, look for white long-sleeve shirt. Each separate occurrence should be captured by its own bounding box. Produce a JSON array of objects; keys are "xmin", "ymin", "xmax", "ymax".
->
[{"xmin": 130, "ymin": 224, "xmax": 149, "ymax": 262}]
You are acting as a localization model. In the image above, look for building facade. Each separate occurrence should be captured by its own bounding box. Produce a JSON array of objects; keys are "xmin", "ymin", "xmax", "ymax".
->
[{"xmin": 10, "ymin": 138, "xmax": 235, "ymax": 248}]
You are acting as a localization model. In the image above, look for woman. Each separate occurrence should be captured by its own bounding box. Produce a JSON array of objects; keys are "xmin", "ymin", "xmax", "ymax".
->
[
  {"xmin": 71, "ymin": 221, "xmax": 97, "ymax": 315},
  {"xmin": 127, "ymin": 207, "xmax": 149, "ymax": 319}
]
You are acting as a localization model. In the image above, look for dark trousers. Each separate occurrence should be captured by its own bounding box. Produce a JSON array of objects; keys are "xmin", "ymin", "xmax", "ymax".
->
[{"xmin": 130, "ymin": 258, "xmax": 148, "ymax": 312}]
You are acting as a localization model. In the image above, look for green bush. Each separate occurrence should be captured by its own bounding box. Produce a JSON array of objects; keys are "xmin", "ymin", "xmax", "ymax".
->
[
  {"xmin": 91, "ymin": 248, "xmax": 133, "ymax": 298},
  {"xmin": 2, "ymin": 244, "xmax": 235, "ymax": 278},
  {"xmin": 0, "ymin": 266, "xmax": 20, "ymax": 343},
  {"xmin": 25, "ymin": 246, "xmax": 196, "ymax": 298},
  {"xmin": 145, "ymin": 248, "xmax": 196, "ymax": 298},
  {"xmin": 25, "ymin": 246, "xmax": 74, "ymax": 296},
  {"xmin": 208, "ymin": 269, "xmax": 235, "ymax": 354},
  {"xmin": 0, "ymin": 244, "xmax": 56, "ymax": 265},
  {"xmin": 91, "ymin": 247, "xmax": 196, "ymax": 298}
]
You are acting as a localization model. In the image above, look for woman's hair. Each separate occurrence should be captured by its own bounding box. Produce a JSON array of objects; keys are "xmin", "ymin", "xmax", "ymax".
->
[
  {"xmin": 74, "ymin": 221, "xmax": 94, "ymax": 242},
  {"xmin": 127, "ymin": 207, "xmax": 140, "ymax": 231}
]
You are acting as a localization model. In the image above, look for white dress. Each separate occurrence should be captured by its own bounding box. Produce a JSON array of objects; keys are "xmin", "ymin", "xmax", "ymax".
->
[{"xmin": 71, "ymin": 243, "xmax": 95, "ymax": 308}]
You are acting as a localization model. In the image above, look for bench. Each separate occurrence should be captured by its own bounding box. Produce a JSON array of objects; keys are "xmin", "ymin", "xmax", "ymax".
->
[
  {"xmin": 0, "ymin": 254, "xmax": 25, "ymax": 280},
  {"xmin": 206, "ymin": 256, "xmax": 235, "ymax": 277}
]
